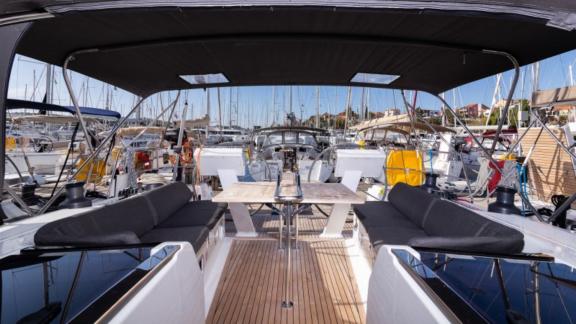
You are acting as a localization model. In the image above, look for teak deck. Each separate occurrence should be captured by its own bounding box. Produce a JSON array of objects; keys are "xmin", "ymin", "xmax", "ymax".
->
[
  {"xmin": 207, "ymin": 239, "xmax": 365, "ymax": 324},
  {"xmin": 207, "ymin": 212, "xmax": 365, "ymax": 324}
]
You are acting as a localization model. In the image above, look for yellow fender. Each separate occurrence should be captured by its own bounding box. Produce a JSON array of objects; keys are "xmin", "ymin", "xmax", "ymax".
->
[
  {"xmin": 5, "ymin": 136, "xmax": 16, "ymax": 151},
  {"xmin": 386, "ymin": 150, "xmax": 425, "ymax": 186}
]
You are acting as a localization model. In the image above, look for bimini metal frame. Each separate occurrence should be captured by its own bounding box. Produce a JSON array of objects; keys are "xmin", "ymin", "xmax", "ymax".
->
[
  {"xmin": 62, "ymin": 49, "xmax": 100, "ymax": 154},
  {"xmin": 33, "ymin": 31, "xmax": 532, "ymax": 218},
  {"xmin": 37, "ymin": 95, "xmax": 149, "ymax": 215}
]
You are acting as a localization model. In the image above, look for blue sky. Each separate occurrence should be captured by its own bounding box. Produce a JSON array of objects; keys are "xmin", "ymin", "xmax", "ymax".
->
[{"xmin": 7, "ymin": 49, "xmax": 576, "ymax": 128}]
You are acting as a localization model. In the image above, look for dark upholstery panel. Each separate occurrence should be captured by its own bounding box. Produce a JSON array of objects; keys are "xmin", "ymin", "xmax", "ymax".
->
[
  {"xmin": 358, "ymin": 187, "xmax": 525, "ymax": 255},
  {"xmin": 62, "ymin": 232, "xmax": 141, "ymax": 246},
  {"xmin": 366, "ymin": 226, "xmax": 427, "ymax": 248},
  {"xmin": 158, "ymin": 201, "xmax": 227, "ymax": 230},
  {"xmin": 423, "ymin": 200, "xmax": 493, "ymax": 237},
  {"xmin": 142, "ymin": 182, "xmax": 193, "ymax": 224},
  {"xmin": 35, "ymin": 229, "xmax": 141, "ymax": 247},
  {"xmin": 354, "ymin": 202, "xmax": 417, "ymax": 229},
  {"xmin": 34, "ymin": 209, "xmax": 102, "ymax": 246},
  {"xmin": 34, "ymin": 196, "xmax": 155, "ymax": 246},
  {"xmin": 140, "ymin": 226, "xmax": 209, "ymax": 252},
  {"xmin": 408, "ymin": 236, "xmax": 524, "ymax": 254},
  {"xmin": 479, "ymin": 221, "xmax": 524, "ymax": 238},
  {"xmin": 388, "ymin": 183, "xmax": 436, "ymax": 227},
  {"xmin": 96, "ymin": 196, "xmax": 156, "ymax": 236}
]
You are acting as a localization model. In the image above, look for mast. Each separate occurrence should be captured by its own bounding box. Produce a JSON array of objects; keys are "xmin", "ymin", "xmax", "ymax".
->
[
  {"xmin": 315, "ymin": 86, "xmax": 320, "ymax": 128},
  {"xmin": 532, "ymin": 62, "xmax": 540, "ymax": 93},
  {"xmin": 486, "ymin": 73, "xmax": 502, "ymax": 126},
  {"xmin": 229, "ymin": 88, "xmax": 232, "ymax": 127},
  {"xmin": 289, "ymin": 86, "xmax": 293, "ymax": 114},
  {"xmin": 440, "ymin": 92, "xmax": 446, "ymax": 126},
  {"xmin": 173, "ymin": 102, "xmax": 188, "ymax": 182},
  {"xmin": 236, "ymin": 88, "xmax": 240, "ymax": 127},
  {"xmin": 265, "ymin": 97, "xmax": 269, "ymax": 127},
  {"xmin": 45, "ymin": 63, "xmax": 53, "ymax": 104},
  {"xmin": 344, "ymin": 86, "xmax": 352, "ymax": 132},
  {"xmin": 135, "ymin": 95, "xmax": 142, "ymax": 120},
  {"xmin": 105, "ymin": 85, "xmax": 111, "ymax": 110},
  {"xmin": 32, "ymin": 69, "xmax": 36, "ymax": 101},
  {"xmin": 360, "ymin": 87, "xmax": 366, "ymax": 121},
  {"xmin": 272, "ymin": 86, "xmax": 276, "ymax": 126},
  {"xmin": 366, "ymin": 88, "xmax": 370, "ymax": 120},
  {"xmin": 452, "ymin": 88, "xmax": 457, "ymax": 127},
  {"xmin": 206, "ymin": 88, "xmax": 211, "ymax": 123},
  {"xmin": 84, "ymin": 77, "xmax": 89, "ymax": 106},
  {"xmin": 334, "ymin": 87, "xmax": 338, "ymax": 128},
  {"xmin": 217, "ymin": 88, "xmax": 223, "ymax": 137}
]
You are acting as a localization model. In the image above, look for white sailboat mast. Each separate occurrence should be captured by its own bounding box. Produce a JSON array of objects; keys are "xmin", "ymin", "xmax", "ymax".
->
[
  {"xmin": 315, "ymin": 86, "xmax": 320, "ymax": 128},
  {"xmin": 45, "ymin": 63, "xmax": 53, "ymax": 104},
  {"xmin": 344, "ymin": 86, "xmax": 352, "ymax": 131},
  {"xmin": 486, "ymin": 73, "xmax": 502, "ymax": 126}
]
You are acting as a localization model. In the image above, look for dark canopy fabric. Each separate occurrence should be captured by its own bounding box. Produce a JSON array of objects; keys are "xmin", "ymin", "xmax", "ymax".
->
[
  {"xmin": 12, "ymin": 5, "xmax": 576, "ymax": 96},
  {"xmin": 2, "ymin": 1, "xmax": 576, "ymax": 19},
  {"xmin": 6, "ymin": 99, "xmax": 121, "ymax": 118}
]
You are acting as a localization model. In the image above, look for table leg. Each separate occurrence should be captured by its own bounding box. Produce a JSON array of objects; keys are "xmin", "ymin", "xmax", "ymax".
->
[
  {"xmin": 321, "ymin": 203, "xmax": 350, "ymax": 238},
  {"xmin": 278, "ymin": 206, "xmax": 284, "ymax": 250},
  {"xmin": 294, "ymin": 208, "xmax": 299, "ymax": 250},
  {"xmin": 282, "ymin": 204, "xmax": 294, "ymax": 308}
]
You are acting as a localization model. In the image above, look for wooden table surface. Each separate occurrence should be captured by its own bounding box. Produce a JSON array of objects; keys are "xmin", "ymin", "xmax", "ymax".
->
[{"xmin": 213, "ymin": 182, "xmax": 365, "ymax": 204}]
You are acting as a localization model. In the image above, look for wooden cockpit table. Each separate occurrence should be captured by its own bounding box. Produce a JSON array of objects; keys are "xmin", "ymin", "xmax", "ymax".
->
[{"xmin": 213, "ymin": 178, "xmax": 365, "ymax": 308}]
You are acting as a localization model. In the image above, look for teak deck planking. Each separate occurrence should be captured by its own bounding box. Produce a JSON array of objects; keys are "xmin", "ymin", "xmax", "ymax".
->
[
  {"xmin": 207, "ymin": 212, "xmax": 365, "ymax": 324},
  {"xmin": 206, "ymin": 239, "xmax": 365, "ymax": 324}
]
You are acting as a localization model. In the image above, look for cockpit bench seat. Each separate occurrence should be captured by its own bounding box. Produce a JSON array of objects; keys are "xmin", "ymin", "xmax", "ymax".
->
[
  {"xmin": 34, "ymin": 182, "xmax": 226, "ymax": 254},
  {"xmin": 353, "ymin": 183, "xmax": 524, "ymax": 255}
]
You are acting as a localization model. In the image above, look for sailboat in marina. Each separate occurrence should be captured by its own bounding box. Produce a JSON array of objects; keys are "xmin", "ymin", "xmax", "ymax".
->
[{"xmin": 1, "ymin": 1, "xmax": 576, "ymax": 323}]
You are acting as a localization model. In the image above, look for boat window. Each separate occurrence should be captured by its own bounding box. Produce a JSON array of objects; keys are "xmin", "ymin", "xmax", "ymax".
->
[
  {"xmin": 284, "ymin": 132, "xmax": 297, "ymax": 144},
  {"xmin": 393, "ymin": 249, "xmax": 576, "ymax": 323},
  {"xmin": 266, "ymin": 133, "xmax": 283, "ymax": 145},
  {"xmin": 298, "ymin": 133, "xmax": 315, "ymax": 145},
  {"xmin": 0, "ymin": 245, "xmax": 177, "ymax": 323}
]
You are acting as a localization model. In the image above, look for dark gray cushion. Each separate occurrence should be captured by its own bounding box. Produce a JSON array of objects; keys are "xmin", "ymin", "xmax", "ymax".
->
[
  {"xmin": 36, "ymin": 230, "xmax": 141, "ymax": 247},
  {"xmin": 408, "ymin": 236, "xmax": 524, "ymax": 254},
  {"xmin": 34, "ymin": 195, "xmax": 155, "ymax": 247},
  {"xmin": 366, "ymin": 226, "xmax": 427, "ymax": 248},
  {"xmin": 479, "ymin": 221, "xmax": 525, "ymax": 239},
  {"xmin": 94, "ymin": 195, "xmax": 156, "ymax": 236},
  {"xmin": 356, "ymin": 184, "xmax": 525, "ymax": 255},
  {"xmin": 421, "ymin": 200, "xmax": 524, "ymax": 253},
  {"xmin": 354, "ymin": 201, "xmax": 416, "ymax": 228},
  {"xmin": 142, "ymin": 182, "xmax": 193, "ymax": 224},
  {"xmin": 140, "ymin": 226, "xmax": 209, "ymax": 252},
  {"xmin": 53, "ymin": 231, "xmax": 142, "ymax": 246},
  {"xmin": 424, "ymin": 200, "xmax": 492, "ymax": 237},
  {"xmin": 35, "ymin": 212, "xmax": 99, "ymax": 246},
  {"xmin": 388, "ymin": 183, "xmax": 437, "ymax": 227},
  {"xmin": 158, "ymin": 201, "xmax": 227, "ymax": 230}
]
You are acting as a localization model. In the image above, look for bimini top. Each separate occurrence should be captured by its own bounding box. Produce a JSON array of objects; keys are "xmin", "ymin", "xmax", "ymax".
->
[
  {"xmin": 7, "ymin": 1, "xmax": 576, "ymax": 96},
  {"xmin": 255, "ymin": 126, "xmax": 330, "ymax": 135},
  {"xmin": 6, "ymin": 99, "xmax": 122, "ymax": 119}
]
